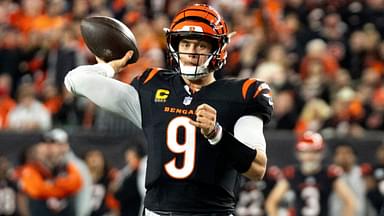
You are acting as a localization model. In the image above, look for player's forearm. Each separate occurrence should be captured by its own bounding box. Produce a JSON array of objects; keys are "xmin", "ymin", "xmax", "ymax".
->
[
  {"xmin": 243, "ymin": 151, "xmax": 267, "ymax": 180},
  {"xmin": 234, "ymin": 115, "xmax": 267, "ymax": 180},
  {"xmin": 64, "ymin": 64, "xmax": 142, "ymax": 128}
]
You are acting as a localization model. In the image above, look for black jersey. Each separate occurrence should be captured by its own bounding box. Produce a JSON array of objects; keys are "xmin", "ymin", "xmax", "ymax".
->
[
  {"xmin": 283, "ymin": 165, "xmax": 342, "ymax": 216},
  {"xmin": 236, "ymin": 166, "xmax": 282, "ymax": 216},
  {"xmin": 131, "ymin": 68, "xmax": 273, "ymax": 213}
]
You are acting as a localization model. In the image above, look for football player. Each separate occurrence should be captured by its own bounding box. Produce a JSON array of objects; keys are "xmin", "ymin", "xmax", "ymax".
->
[
  {"xmin": 65, "ymin": 4, "xmax": 273, "ymax": 215},
  {"xmin": 236, "ymin": 166, "xmax": 283, "ymax": 216},
  {"xmin": 265, "ymin": 131, "xmax": 357, "ymax": 216}
]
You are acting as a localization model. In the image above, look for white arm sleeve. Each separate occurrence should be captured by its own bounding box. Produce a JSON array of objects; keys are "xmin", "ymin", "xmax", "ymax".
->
[
  {"xmin": 64, "ymin": 63, "xmax": 142, "ymax": 128},
  {"xmin": 233, "ymin": 115, "xmax": 266, "ymax": 153}
]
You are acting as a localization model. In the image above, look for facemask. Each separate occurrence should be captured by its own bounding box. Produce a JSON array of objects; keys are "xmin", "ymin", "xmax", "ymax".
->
[{"xmin": 179, "ymin": 56, "xmax": 212, "ymax": 80}]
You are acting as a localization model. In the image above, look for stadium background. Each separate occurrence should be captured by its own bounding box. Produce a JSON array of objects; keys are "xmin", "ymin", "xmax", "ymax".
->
[{"xmin": 0, "ymin": 0, "xmax": 384, "ymax": 215}]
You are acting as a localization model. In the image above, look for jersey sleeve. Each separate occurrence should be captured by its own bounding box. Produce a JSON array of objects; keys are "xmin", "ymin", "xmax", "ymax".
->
[
  {"xmin": 131, "ymin": 68, "xmax": 161, "ymax": 90},
  {"xmin": 64, "ymin": 63, "xmax": 142, "ymax": 128},
  {"xmin": 242, "ymin": 79, "xmax": 274, "ymax": 123}
]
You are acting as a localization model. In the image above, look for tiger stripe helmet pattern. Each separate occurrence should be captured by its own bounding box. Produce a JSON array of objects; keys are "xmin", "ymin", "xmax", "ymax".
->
[{"xmin": 165, "ymin": 4, "xmax": 229, "ymax": 76}]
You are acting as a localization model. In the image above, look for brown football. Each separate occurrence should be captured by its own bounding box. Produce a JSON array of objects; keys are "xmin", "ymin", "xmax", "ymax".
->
[{"xmin": 80, "ymin": 16, "xmax": 139, "ymax": 64}]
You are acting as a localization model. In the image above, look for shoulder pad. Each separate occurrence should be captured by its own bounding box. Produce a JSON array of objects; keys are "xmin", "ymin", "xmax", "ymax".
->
[
  {"xmin": 241, "ymin": 79, "xmax": 273, "ymax": 123},
  {"xmin": 137, "ymin": 67, "xmax": 172, "ymax": 84}
]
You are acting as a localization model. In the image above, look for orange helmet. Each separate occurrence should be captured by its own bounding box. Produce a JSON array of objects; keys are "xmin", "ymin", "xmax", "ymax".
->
[
  {"xmin": 295, "ymin": 131, "xmax": 325, "ymax": 152},
  {"xmin": 165, "ymin": 4, "xmax": 229, "ymax": 78}
]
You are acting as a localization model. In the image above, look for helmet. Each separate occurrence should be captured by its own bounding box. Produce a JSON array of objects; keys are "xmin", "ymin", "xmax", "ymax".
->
[
  {"xmin": 295, "ymin": 131, "xmax": 324, "ymax": 152},
  {"xmin": 165, "ymin": 4, "xmax": 229, "ymax": 79}
]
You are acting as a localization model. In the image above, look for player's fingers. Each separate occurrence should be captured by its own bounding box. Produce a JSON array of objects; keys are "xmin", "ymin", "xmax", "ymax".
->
[
  {"xmin": 108, "ymin": 51, "xmax": 134, "ymax": 72},
  {"xmin": 95, "ymin": 56, "xmax": 105, "ymax": 64},
  {"xmin": 189, "ymin": 119, "xmax": 202, "ymax": 128},
  {"xmin": 191, "ymin": 117, "xmax": 212, "ymax": 128},
  {"xmin": 122, "ymin": 50, "xmax": 134, "ymax": 62},
  {"xmin": 195, "ymin": 116, "xmax": 215, "ymax": 129},
  {"xmin": 196, "ymin": 105, "xmax": 216, "ymax": 118},
  {"xmin": 117, "ymin": 50, "xmax": 134, "ymax": 67},
  {"xmin": 196, "ymin": 112, "xmax": 215, "ymax": 123},
  {"xmin": 196, "ymin": 104, "xmax": 215, "ymax": 113}
]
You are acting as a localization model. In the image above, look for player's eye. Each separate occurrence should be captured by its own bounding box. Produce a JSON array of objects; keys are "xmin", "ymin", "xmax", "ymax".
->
[
  {"xmin": 198, "ymin": 41, "xmax": 210, "ymax": 48},
  {"xmin": 180, "ymin": 41, "xmax": 190, "ymax": 48}
]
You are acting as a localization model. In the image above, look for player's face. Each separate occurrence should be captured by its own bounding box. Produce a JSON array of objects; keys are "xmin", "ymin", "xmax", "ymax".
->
[
  {"xmin": 178, "ymin": 38, "xmax": 212, "ymax": 66},
  {"xmin": 297, "ymin": 150, "xmax": 323, "ymax": 174}
]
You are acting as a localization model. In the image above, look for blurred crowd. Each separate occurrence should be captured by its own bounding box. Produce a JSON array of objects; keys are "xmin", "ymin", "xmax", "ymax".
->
[
  {"xmin": 0, "ymin": 128, "xmax": 147, "ymax": 216},
  {"xmin": 236, "ymin": 132, "xmax": 384, "ymax": 216},
  {"xmin": 1, "ymin": 1, "xmax": 384, "ymax": 215},
  {"xmin": 1, "ymin": 129, "xmax": 384, "ymax": 216},
  {"xmin": 0, "ymin": 0, "xmax": 383, "ymax": 137}
]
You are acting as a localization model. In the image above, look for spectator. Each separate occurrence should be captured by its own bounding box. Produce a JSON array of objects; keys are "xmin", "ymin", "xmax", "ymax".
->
[
  {"xmin": 299, "ymin": 38, "xmax": 339, "ymax": 81},
  {"xmin": 19, "ymin": 142, "xmax": 82, "ymax": 216},
  {"xmin": 270, "ymin": 90, "xmax": 298, "ymax": 130},
  {"xmin": 324, "ymin": 87, "xmax": 365, "ymax": 137},
  {"xmin": 113, "ymin": 144, "xmax": 147, "ymax": 216},
  {"xmin": 363, "ymin": 85, "xmax": 384, "ymax": 130},
  {"xmin": 42, "ymin": 128, "xmax": 93, "ymax": 216},
  {"xmin": 0, "ymin": 73, "xmax": 16, "ymax": 129},
  {"xmin": 7, "ymin": 83, "xmax": 51, "ymax": 131},
  {"xmin": 295, "ymin": 98, "xmax": 332, "ymax": 134},
  {"xmin": 84, "ymin": 149, "xmax": 118, "ymax": 216},
  {"xmin": 42, "ymin": 82, "xmax": 63, "ymax": 118},
  {"xmin": 0, "ymin": 27, "xmax": 24, "ymax": 97},
  {"xmin": 329, "ymin": 142, "xmax": 375, "ymax": 216}
]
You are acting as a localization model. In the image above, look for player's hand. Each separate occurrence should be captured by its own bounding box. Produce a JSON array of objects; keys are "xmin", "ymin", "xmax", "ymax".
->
[
  {"xmin": 189, "ymin": 104, "xmax": 217, "ymax": 138},
  {"xmin": 95, "ymin": 50, "xmax": 134, "ymax": 73}
]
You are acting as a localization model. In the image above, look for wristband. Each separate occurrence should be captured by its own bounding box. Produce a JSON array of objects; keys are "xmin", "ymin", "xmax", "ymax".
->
[
  {"xmin": 218, "ymin": 129, "xmax": 257, "ymax": 173},
  {"xmin": 207, "ymin": 123, "xmax": 223, "ymax": 145},
  {"xmin": 204, "ymin": 122, "xmax": 220, "ymax": 139}
]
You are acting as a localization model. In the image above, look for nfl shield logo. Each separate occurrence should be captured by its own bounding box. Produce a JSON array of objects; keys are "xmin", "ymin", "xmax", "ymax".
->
[{"xmin": 183, "ymin": 96, "xmax": 193, "ymax": 105}]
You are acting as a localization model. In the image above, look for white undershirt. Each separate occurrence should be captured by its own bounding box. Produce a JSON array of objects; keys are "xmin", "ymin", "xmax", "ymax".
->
[{"xmin": 64, "ymin": 64, "xmax": 266, "ymax": 152}]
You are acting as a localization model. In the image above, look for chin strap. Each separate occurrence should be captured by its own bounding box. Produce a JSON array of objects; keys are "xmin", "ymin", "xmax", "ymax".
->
[{"xmin": 179, "ymin": 54, "xmax": 213, "ymax": 80}]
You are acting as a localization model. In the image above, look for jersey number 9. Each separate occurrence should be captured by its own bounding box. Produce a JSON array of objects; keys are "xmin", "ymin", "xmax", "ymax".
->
[{"xmin": 164, "ymin": 116, "xmax": 196, "ymax": 179}]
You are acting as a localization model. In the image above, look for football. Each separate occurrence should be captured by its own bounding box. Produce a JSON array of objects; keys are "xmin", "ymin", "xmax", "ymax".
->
[{"xmin": 80, "ymin": 16, "xmax": 139, "ymax": 64}]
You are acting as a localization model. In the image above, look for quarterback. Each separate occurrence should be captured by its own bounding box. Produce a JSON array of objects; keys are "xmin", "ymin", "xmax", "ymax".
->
[{"xmin": 65, "ymin": 4, "xmax": 273, "ymax": 215}]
